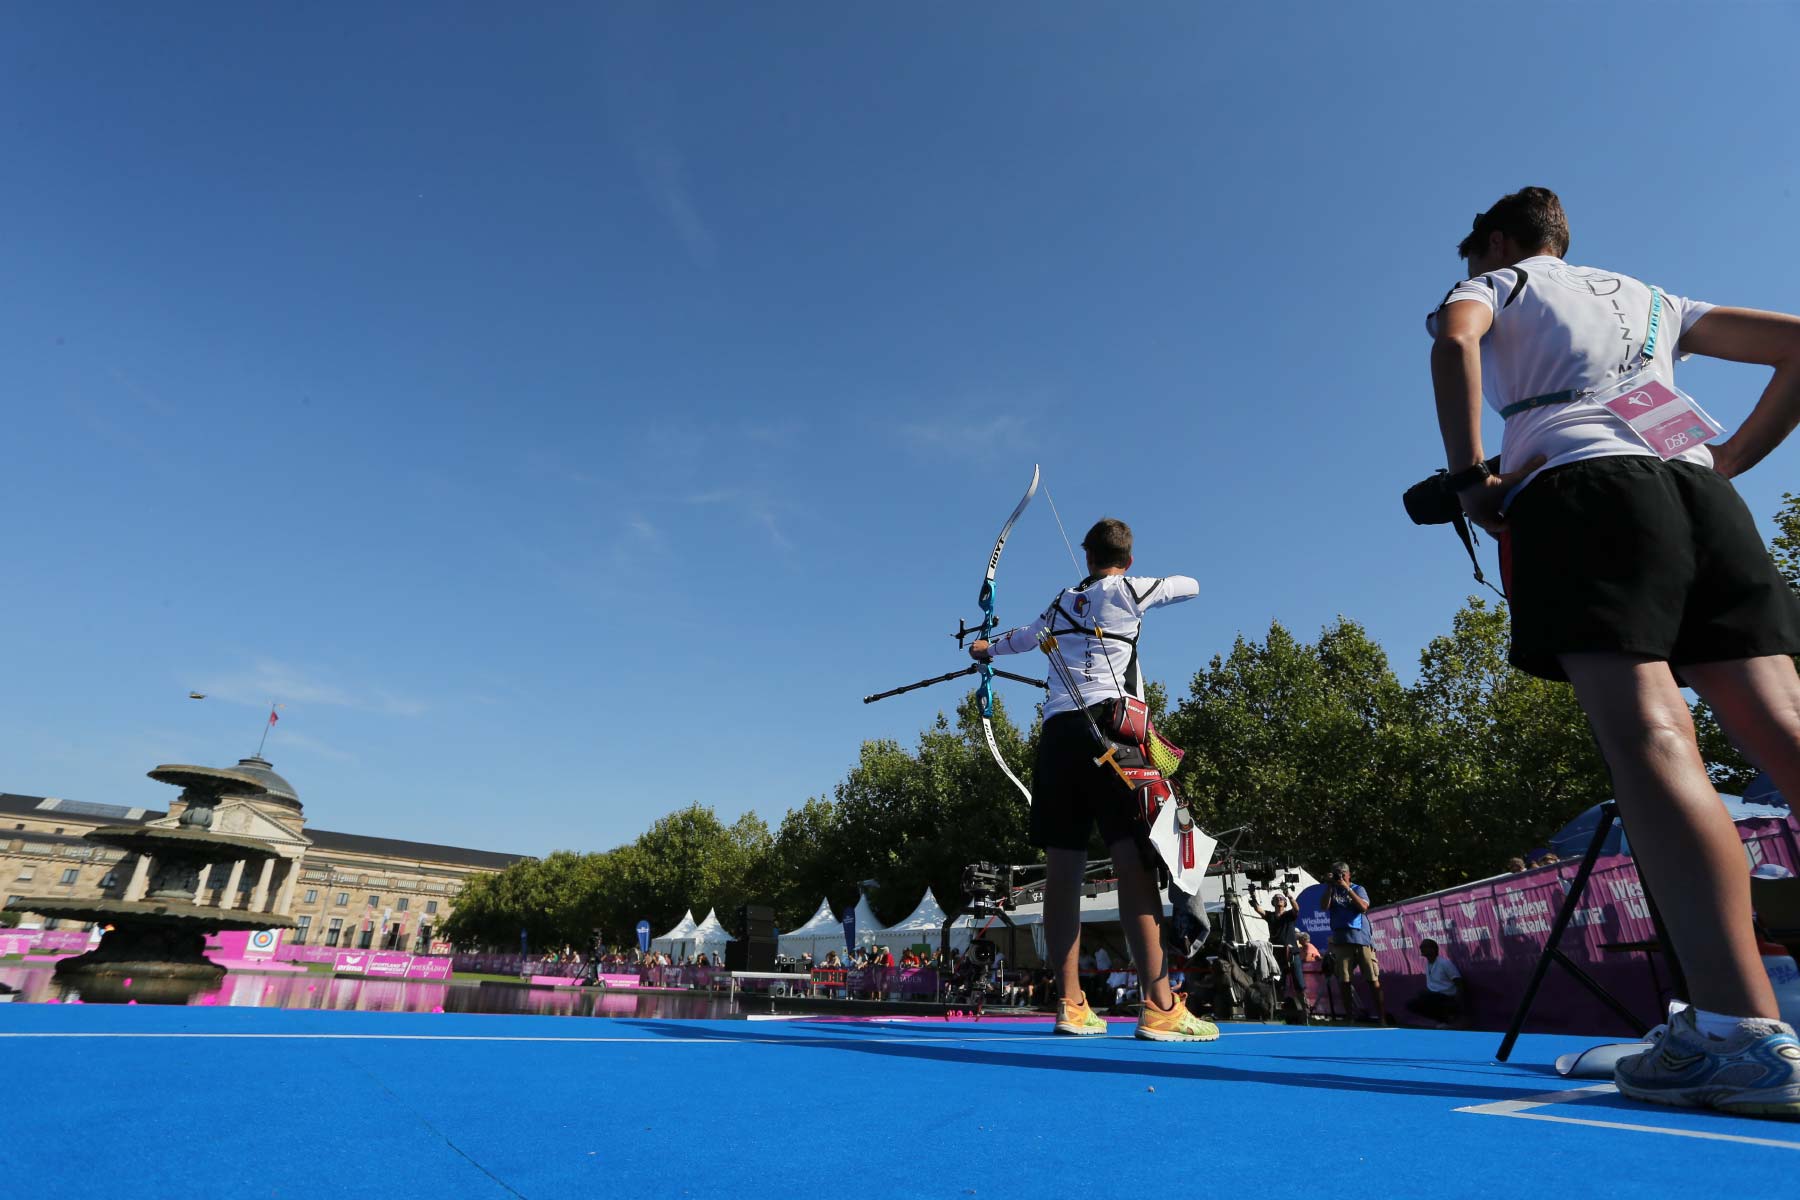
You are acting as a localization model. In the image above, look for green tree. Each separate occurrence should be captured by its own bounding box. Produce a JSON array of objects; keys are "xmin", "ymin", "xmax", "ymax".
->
[
  {"xmin": 1161, "ymin": 618, "xmax": 1419, "ymax": 888},
  {"xmin": 1772, "ymin": 491, "xmax": 1800, "ymax": 595}
]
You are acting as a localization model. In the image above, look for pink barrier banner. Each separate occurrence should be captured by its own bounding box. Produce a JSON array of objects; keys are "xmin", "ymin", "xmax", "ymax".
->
[
  {"xmin": 329, "ymin": 949, "xmax": 452, "ymax": 978},
  {"xmin": 363, "ymin": 951, "xmax": 413, "ymax": 978},
  {"xmin": 1363, "ymin": 817, "xmax": 1798, "ymax": 1037},
  {"xmin": 844, "ymin": 967, "xmax": 939, "ymax": 997},
  {"xmin": 1, "ymin": 930, "xmax": 93, "ymax": 957}
]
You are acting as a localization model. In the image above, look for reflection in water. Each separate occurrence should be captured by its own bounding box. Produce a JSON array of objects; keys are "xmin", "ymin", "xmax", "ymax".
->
[{"xmin": 0, "ymin": 965, "xmax": 736, "ymax": 1019}]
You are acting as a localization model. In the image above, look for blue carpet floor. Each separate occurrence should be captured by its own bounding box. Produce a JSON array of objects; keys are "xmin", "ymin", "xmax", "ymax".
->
[{"xmin": 3, "ymin": 1004, "xmax": 1796, "ymax": 1199}]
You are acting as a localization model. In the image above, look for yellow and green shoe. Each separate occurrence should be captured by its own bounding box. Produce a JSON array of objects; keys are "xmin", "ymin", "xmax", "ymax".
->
[{"xmin": 1136, "ymin": 993, "xmax": 1220, "ymax": 1042}]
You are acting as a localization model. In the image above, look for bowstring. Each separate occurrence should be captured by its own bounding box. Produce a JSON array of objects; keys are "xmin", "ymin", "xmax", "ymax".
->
[
  {"xmin": 1043, "ymin": 481, "xmax": 1130, "ymax": 702},
  {"xmin": 1042, "ymin": 482, "xmax": 1084, "ymax": 577}
]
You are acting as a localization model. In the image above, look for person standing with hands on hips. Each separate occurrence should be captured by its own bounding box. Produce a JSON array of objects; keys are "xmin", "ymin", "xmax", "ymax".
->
[
  {"xmin": 1320, "ymin": 862, "xmax": 1386, "ymax": 1025},
  {"xmin": 1428, "ymin": 187, "xmax": 1800, "ymax": 1117}
]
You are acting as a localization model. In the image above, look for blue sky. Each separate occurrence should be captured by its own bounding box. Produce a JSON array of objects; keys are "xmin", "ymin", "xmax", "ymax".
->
[{"xmin": 3, "ymin": 5, "xmax": 1797, "ymax": 855}]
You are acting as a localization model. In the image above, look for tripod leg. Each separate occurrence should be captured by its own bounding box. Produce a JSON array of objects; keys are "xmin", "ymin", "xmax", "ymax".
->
[{"xmin": 1496, "ymin": 802, "xmax": 1619, "ymax": 1062}]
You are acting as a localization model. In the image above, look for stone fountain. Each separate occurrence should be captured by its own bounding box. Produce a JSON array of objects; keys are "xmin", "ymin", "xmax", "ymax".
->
[{"xmin": 5, "ymin": 764, "xmax": 295, "ymax": 1002}]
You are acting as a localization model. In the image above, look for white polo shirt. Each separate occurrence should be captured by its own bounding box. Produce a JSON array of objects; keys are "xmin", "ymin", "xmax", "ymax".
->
[
  {"xmin": 986, "ymin": 573, "xmax": 1198, "ymax": 718},
  {"xmin": 1426, "ymin": 256, "xmax": 1715, "ymax": 497},
  {"xmin": 1425, "ymin": 956, "xmax": 1462, "ymax": 996}
]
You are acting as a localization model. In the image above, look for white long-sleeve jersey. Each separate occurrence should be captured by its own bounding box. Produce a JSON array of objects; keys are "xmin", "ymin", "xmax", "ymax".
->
[{"xmin": 986, "ymin": 574, "xmax": 1198, "ymax": 718}]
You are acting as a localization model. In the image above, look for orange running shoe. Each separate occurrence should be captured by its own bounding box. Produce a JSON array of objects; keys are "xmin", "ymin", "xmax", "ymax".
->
[
  {"xmin": 1136, "ymin": 993, "xmax": 1220, "ymax": 1042},
  {"xmin": 1055, "ymin": 996, "xmax": 1108, "ymax": 1036}
]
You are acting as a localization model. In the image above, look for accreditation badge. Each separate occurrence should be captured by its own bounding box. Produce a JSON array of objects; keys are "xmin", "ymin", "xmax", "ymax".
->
[{"xmin": 1591, "ymin": 365, "xmax": 1726, "ymax": 460}]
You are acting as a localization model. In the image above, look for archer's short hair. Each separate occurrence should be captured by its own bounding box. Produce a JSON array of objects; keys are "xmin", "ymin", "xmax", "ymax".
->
[
  {"xmin": 1082, "ymin": 519, "xmax": 1133, "ymax": 570},
  {"xmin": 1457, "ymin": 186, "xmax": 1571, "ymax": 260}
]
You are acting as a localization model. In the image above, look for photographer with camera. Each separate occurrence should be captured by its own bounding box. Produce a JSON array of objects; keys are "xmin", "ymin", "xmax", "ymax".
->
[
  {"xmin": 1425, "ymin": 188, "xmax": 1800, "ymax": 1117},
  {"xmin": 1251, "ymin": 885, "xmax": 1300, "ymax": 950},
  {"xmin": 970, "ymin": 517, "xmax": 1215, "ymax": 1042},
  {"xmin": 1253, "ymin": 881, "xmax": 1304, "ymax": 1012},
  {"xmin": 1320, "ymin": 861, "xmax": 1386, "ymax": 1024}
]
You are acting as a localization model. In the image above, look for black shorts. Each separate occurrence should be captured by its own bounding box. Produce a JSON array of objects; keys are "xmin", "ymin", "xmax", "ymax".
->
[
  {"xmin": 1029, "ymin": 712, "xmax": 1140, "ymax": 852},
  {"xmin": 1502, "ymin": 455, "xmax": 1800, "ymax": 681}
]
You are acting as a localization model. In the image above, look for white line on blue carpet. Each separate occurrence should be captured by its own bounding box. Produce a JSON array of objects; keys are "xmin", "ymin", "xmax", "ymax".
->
[{"xmin": 1455, "ymin": 1085, "xmax": 1800, "ymax": 1150}]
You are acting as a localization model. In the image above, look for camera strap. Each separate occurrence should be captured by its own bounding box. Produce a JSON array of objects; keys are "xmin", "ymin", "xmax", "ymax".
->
[{"xmin": 1452, "ymin": 511, "xmax": 1505, "ymax": 599}]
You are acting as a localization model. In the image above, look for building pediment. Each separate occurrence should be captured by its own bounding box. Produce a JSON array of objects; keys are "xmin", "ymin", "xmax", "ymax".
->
[{"xmin": 149, "ymin": 799, "xmax": 310, "ymax": 853}]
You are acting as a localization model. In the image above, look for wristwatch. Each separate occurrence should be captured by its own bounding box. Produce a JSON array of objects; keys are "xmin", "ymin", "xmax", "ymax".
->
[{"xmin": 1444, "ymin": 460, "xmax": 1494, "ymax": 493}]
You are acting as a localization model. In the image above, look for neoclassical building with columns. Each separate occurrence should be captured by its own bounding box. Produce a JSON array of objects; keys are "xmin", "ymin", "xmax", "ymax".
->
[{"xmin": 3, "ymin": 756, "xmax": 528, "ymax": 954}]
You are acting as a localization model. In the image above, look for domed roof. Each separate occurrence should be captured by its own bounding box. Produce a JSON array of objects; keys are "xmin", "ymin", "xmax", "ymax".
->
[{"xmin": 226, "ymin": 755, "xmax": 301, "ymax": 811}]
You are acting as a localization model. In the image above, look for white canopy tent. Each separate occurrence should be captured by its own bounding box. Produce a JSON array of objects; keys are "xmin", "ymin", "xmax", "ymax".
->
[
  {"xmin": 871, "ymin": 887, "xmax": 980, "ymax": 953},
  {"xmin": 649, "ymin": 909, "xmax": 699, "ymax": 957},
  {"xmin": 777, "ymin": 897, "xmax": 846, "ymax": 961},
  {"xmin": 690, "ymin": 909, "xmax": 735, "ymax": 954},
  {"xmin": 848, "ymin": 894, "xmax": 882, "ymax": 948}
]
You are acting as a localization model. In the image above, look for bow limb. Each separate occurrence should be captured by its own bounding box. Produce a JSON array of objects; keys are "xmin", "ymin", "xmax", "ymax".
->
[
  {"xmin": 981, "ymin": 715, "xmax": 1033, "ymax": 803},
  {"xmin": 975, "ymin": 464, "xmax": 1041, "ymax": 800}
]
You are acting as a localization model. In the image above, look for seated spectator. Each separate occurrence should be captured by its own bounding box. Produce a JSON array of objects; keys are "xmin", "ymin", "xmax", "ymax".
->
[
  {"xmin": 1404, "ymin": 938, "xmax": 1464, "ymax": 1027},
  {"xmin": 1505, "ymin": 856, "xmax": 1527, "ymax": 873}
]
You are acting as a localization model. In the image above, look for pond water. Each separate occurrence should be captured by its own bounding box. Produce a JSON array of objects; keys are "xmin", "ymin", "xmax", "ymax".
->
[{"xmin": 0, "ymin": 964, "xmax": 739, "ymax": 1019}]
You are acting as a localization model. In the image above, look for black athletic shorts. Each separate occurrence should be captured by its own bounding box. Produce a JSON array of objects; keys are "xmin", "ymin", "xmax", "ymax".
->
[
  {"xmin": 1029, "ymin": 711, "xmax": 1140, "ymax": 851},
  {"xmin": 1502, "ymin": 455, "xmax": 1800, "ymax": 682}
]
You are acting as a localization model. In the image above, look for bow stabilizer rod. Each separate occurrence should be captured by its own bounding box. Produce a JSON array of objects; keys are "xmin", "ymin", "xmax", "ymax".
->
[{"xmin": 862, "ymin": 664, "xmax": 1046, "ymax": 706}]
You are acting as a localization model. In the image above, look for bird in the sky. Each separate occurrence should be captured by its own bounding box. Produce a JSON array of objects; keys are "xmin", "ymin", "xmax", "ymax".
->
[{"xmin": 188, "ymin": 692, "xmax": 206, "ymax": 700}]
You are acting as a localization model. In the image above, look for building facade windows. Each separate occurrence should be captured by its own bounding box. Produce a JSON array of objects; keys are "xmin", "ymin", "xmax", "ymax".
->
[
  {"xmin": 426, "ymin": 900, "xmax": 438, "ymax": 915},
  {"xmin": 15, "ymin": 867, "xmax": 34, "ymax": 882},
  {"xmin": 59, "ymin": 869, "xmax": 78, "ymax": 885},
  {"xmin": 335, "ymin": 892, "xmax": 349, "ymax": 907},
  {"xmin": 367, "ymin": 894, "xmax": 379, "ymax": 907},
  {"xmin": 99, "ymin": 870, "xmax": 119, "ymax": 889},
  {"xmin": 325, "ymin": 917, "xmax": 343, "ymax": 947},
  {"xmin": 304, "ymin": 889, "xmax": 318, "ymax": 904},
  {"xmin": 397, "ymin": 898, "xmax": 409, "ymax": 912},
  {"xmin": 294, "ymin": 915, "xmax": 312, "ymax": 944}
]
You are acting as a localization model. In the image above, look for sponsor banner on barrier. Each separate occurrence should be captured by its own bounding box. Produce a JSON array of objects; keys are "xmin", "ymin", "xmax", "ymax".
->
[
  {"xmin": 328, "ymin": 949, "xmax": 453, "ymax": 978},
  {"xmin": 363, "ymin": 952, "xmax": 414, "ymax": 977},
  {"xmin": 4, "ymin": 929, "xmax": 97, "ymax": 956},
  {"xmin": 1358, "ymin": 819, "xmax": 1797, "ymax": 1036}
]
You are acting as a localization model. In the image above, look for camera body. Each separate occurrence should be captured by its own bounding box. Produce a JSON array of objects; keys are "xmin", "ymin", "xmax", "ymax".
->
[
  {"xmin": 961, "ymin": 861, "xmax": 1015, "ymax": 913},
  {"xmin": 1403, "ymin": 456, "xmax": 1501, "ymax": 526}
]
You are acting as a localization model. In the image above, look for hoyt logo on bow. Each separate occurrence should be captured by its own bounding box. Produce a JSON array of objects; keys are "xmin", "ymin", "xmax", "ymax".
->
[{"xmin": 861, "ymin": 465, "xmax": 1049, "ymax": 801}]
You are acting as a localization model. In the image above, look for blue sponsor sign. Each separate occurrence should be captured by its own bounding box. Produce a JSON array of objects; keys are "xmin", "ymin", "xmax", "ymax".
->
[
  {"xmin": 635, "ymin": 920, "xmax": 651, "ymax": 953},
  {"xmin": 842, "ymin": 909, "xmax": 856, "ymax": 954},
  {"xmin": 1295, "ymin": 884, "xmax": 1332, "ymax": 949}
]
